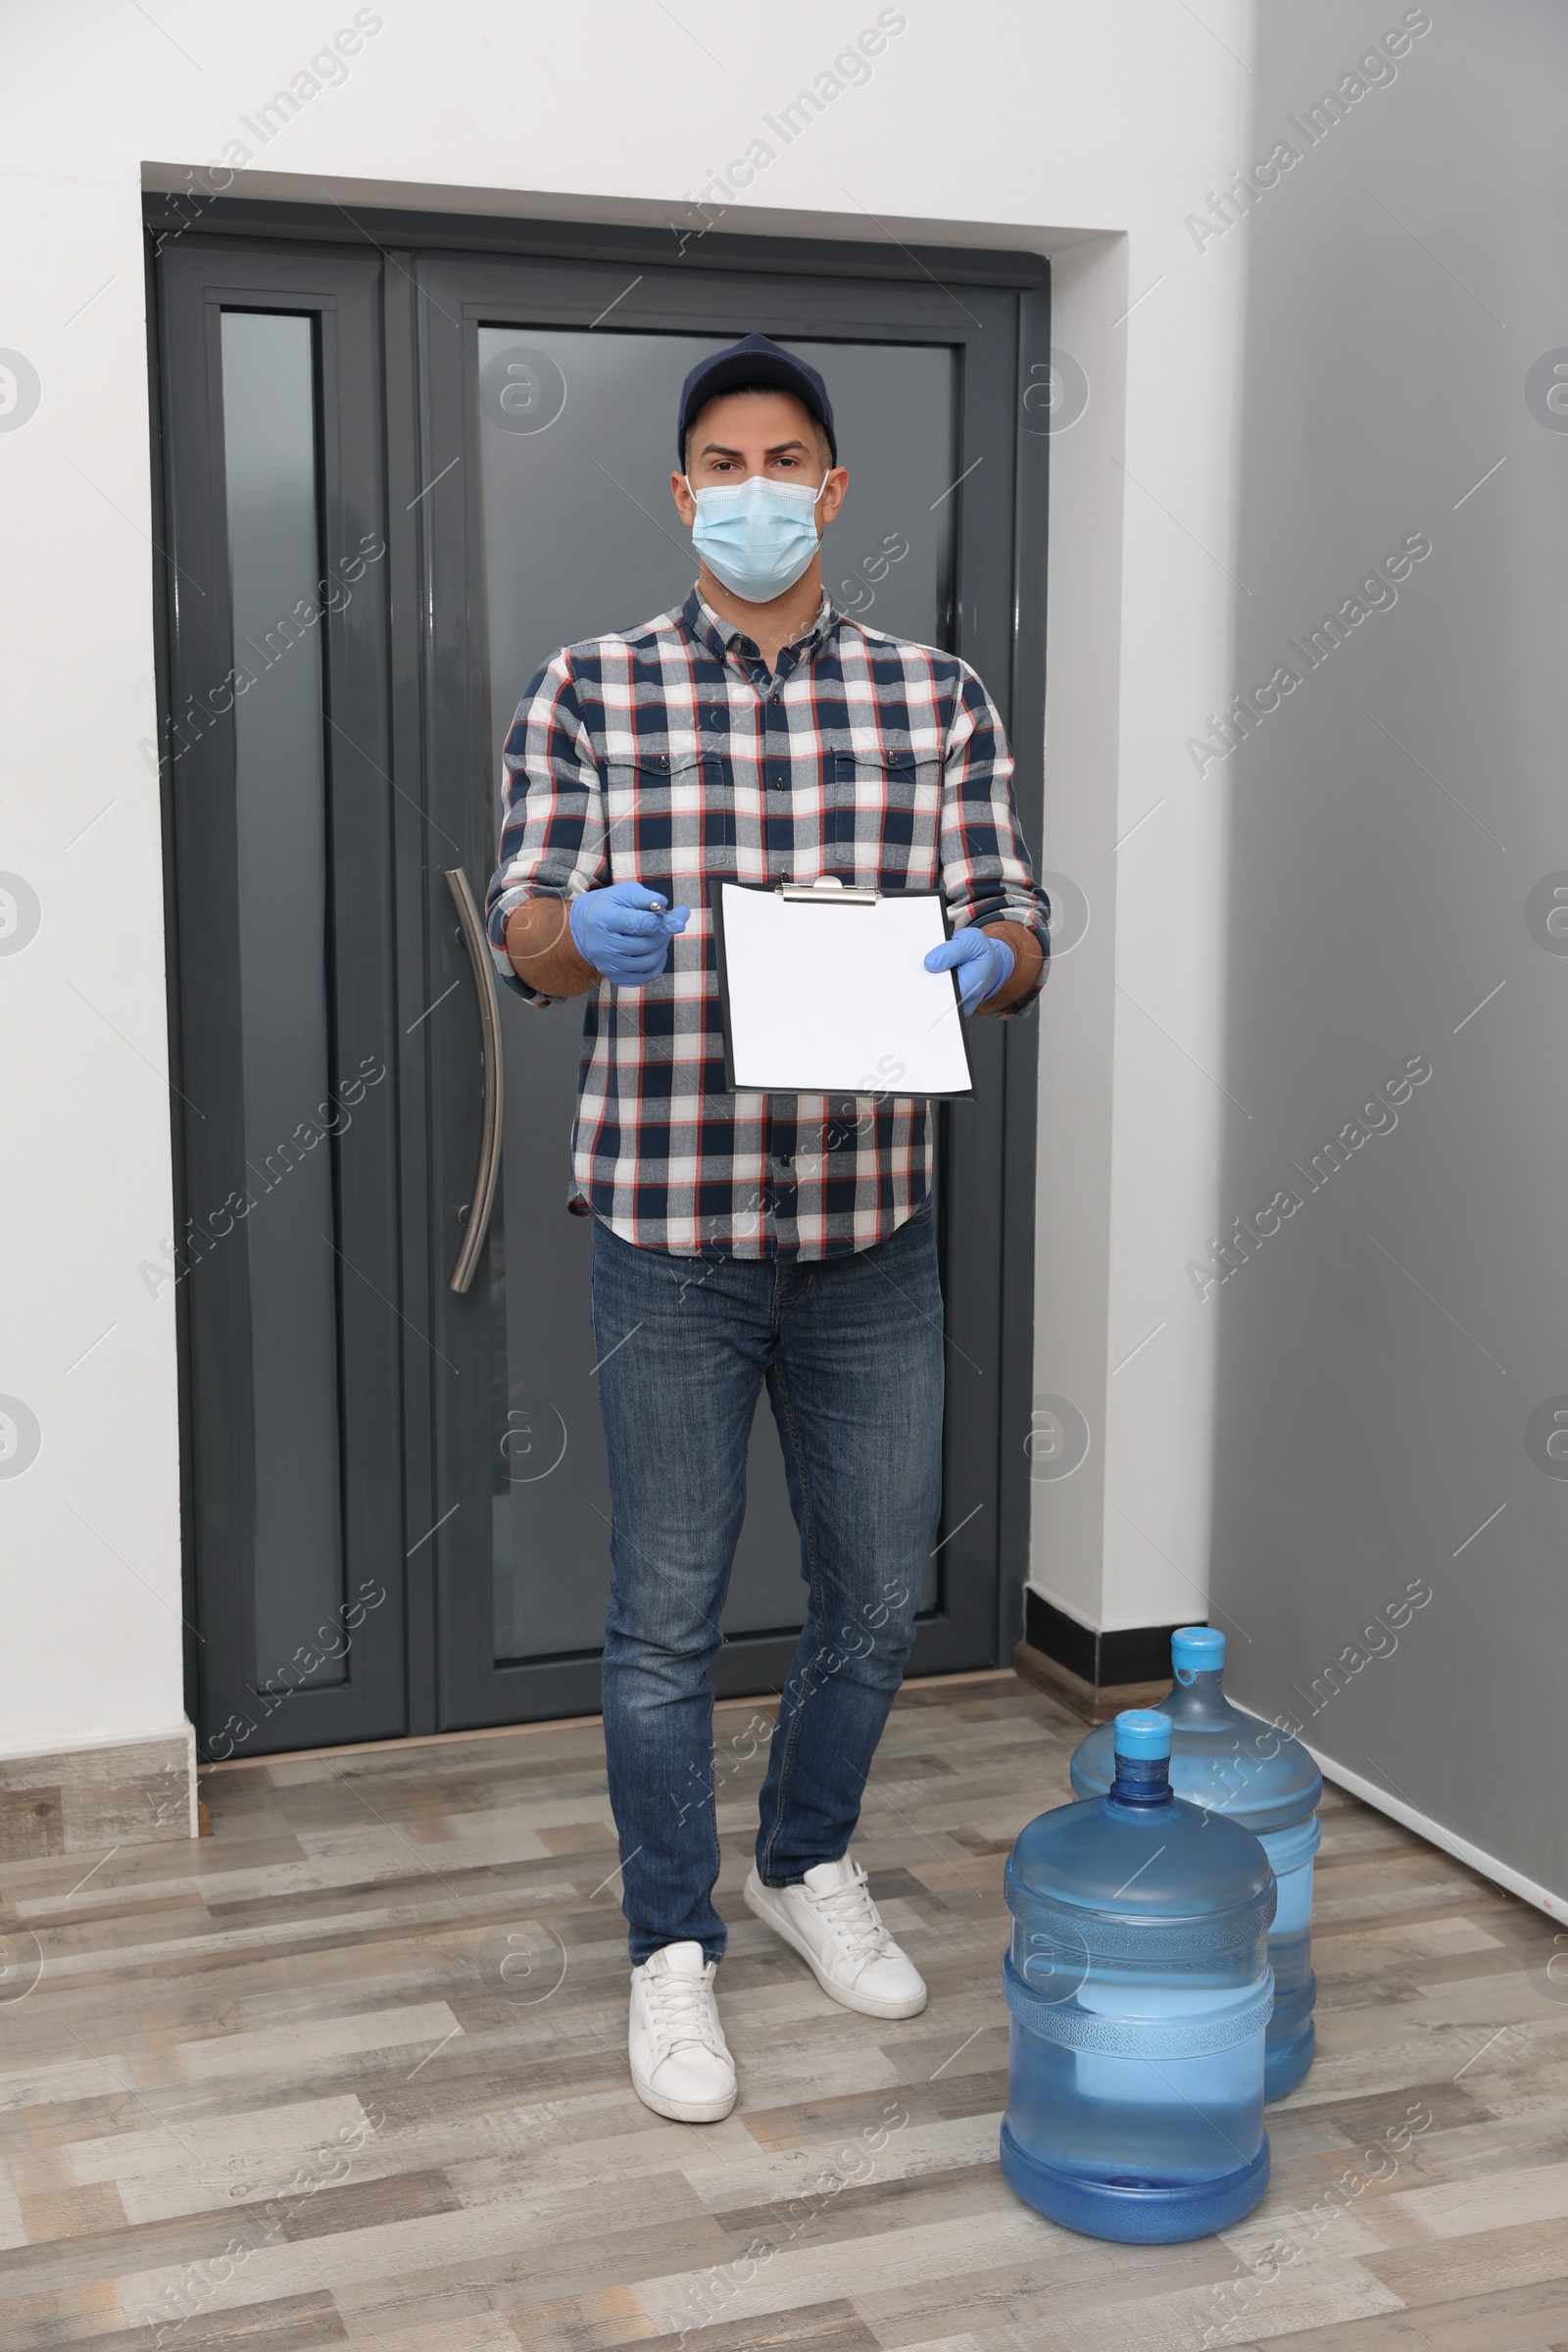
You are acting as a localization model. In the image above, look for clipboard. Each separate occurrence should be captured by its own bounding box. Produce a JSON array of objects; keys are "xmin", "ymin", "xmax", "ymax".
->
[{"xmin": 710, "ymin": 876, "xmax": 975, "ymax": 1098}]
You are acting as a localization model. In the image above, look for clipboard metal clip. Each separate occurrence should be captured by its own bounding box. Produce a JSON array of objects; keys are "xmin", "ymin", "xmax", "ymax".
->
[{"xmin": 779, "ymin": 873, "xmax": 879, "ymax": 905}]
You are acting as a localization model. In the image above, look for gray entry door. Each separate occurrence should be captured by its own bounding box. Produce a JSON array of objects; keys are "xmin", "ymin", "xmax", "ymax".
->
[
  {"xmin": 150, "ymin": 206, "xmax": 1047, "ymax": 1754},
  {"xmin": 477, "ymin": 327, "xmax": 956, "ymax": 1666},
  {"xmin": 414, "ymin": 244, "xmax": 1041, "ymax": 1730}
]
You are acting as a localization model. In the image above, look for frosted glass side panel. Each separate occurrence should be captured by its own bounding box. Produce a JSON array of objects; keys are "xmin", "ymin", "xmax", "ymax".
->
[{"xmin": 220, "ymin": 310, "xmax": 344, "ymax": 1691}]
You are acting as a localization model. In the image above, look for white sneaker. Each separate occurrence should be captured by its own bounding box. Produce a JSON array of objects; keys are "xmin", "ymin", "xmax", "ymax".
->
[
  {"xmin": 628, "ymin": 1941, "xmax": 736, "ymax": 2123},
  {"xmin": 744, "ymin": 1854, "xmax": 927, "ymax": 2019}
]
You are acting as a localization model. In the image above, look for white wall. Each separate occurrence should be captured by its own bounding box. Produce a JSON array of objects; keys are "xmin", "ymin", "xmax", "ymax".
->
[{"xmin": 0, "ymin": 0, "xmax": 1257, "ymax": 1757}]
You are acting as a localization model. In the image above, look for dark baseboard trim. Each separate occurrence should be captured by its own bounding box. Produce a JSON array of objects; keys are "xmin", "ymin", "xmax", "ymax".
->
[
  {"xmin": 1025, "ymin": 1591, "xmax": 1192, "ymax": 1687},
  {"xmin": 1015, "ymin": 1592, "xmax": 1196, "ymax": 1726},
  {"xmin": 1012, "ymin": 1641, "xmax": 1168, "ymax": 1727}
]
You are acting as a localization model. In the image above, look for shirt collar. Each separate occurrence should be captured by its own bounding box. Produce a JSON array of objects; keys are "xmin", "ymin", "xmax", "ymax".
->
[{"xmin": 681, "ymin": 584, "xmax": 839, "ymax": 674}]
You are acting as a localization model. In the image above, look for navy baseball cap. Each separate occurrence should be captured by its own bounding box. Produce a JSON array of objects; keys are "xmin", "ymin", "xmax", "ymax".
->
[{"xmin": 677, "ymin": 333, "xmax": 837, "ymax": 466}]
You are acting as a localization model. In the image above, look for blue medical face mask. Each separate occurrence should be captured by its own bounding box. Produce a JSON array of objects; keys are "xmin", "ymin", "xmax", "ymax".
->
[{"xmin": 684, "ymin": 472, "xmax": 827, "ymax": 603}]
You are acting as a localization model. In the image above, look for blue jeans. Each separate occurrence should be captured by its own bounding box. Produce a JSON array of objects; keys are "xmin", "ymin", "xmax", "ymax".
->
[{"xmin": 592, "ymin": 1206, "xmax": 945, "ymax": 1963}]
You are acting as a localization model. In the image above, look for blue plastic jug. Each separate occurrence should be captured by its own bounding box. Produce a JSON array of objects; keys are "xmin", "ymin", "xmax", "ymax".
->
[
  {"xmin": 1002, "ymin": 1709, "xmax": 1276, "ymax": 2242},
  {"xmin": 1069, "ymin": 1626, "xmax": 1321, "ymax": 2100}
]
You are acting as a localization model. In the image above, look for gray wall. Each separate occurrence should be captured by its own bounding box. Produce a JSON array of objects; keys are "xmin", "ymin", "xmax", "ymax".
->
[{"xmin": 1210, "ymin": 0, "xmax": 1568, "ymax": 1900}]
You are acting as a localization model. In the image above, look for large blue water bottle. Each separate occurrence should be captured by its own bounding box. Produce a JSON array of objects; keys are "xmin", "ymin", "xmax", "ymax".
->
[
  {"xmin": 1002, "ymin": 1709, "xmax": 1275, "ymax": 2242},
  {"xmin": 1069, "ymin": 1626, "xmax": 1321, "ymax": 2100}
]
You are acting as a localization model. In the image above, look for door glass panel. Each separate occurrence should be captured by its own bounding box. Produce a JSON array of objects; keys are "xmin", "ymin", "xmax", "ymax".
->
[
  {"xmin": 220, "ymin": 310, "xmax": 344, "ymax": 1690},
  {"xmin": 477, "ymin": 326, "xmax": 954, "ymax": 1666}
]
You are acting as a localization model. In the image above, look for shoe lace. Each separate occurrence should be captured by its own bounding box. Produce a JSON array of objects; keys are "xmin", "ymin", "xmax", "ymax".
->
[
  {"xmin": 808, "ymin": 1863, "xmax": 892, "ymax": 1960},
  {"xmin": 645, "ymin": 1968, "xmax": 721, "ymax": 2057}
]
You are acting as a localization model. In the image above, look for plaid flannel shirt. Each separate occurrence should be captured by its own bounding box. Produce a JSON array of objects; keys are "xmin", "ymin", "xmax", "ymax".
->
[{"xmin": 484, "ymin": 586, "xmax": 1050, "ymax": 1260}]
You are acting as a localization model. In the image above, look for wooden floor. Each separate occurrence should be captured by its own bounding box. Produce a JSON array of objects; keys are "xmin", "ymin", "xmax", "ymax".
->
[{"xmin": 2, "ymin": 1671, "xmax": 1566, "ymax": 2351}]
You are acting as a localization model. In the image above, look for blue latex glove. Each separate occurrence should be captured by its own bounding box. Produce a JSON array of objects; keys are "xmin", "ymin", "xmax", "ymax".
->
[
  {"xmin": 925, "ymin": 927, "xmax": 1014, "ymax": 1014},
  {"xmin": 569, "ymin": 879, "xmax": 690, "ymax": 983}
]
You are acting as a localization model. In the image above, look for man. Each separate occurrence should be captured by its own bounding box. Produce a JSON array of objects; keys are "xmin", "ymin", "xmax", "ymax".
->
[{"xmin": 486, "ymin": 333, "xmax": 1049, "ymax": 2124}]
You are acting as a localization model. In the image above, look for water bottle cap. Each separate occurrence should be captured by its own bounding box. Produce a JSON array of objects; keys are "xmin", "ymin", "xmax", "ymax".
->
[
  {"xmin": 1172, "ymin": 1625, "xmax": 1225, "ymax": 1681},
  {"xmin": 1113, "ymin": 1709, "xmax": 1172, "ymax": 1759}
]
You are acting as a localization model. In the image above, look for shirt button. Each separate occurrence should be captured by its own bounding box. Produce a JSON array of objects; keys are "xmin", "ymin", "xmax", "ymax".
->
[{"xmin": 770, "ymin": 773, "xmax": 787, "ymax": 790}]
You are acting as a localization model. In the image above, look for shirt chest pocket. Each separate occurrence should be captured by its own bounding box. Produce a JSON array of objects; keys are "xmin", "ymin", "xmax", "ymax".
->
[
  {"xmin": 827, "ymin": 749, "xmax": 943, "ymax": 871},
  {"xmin": 603, "ymin": 752, "xmax": 734, "ymax": 889}
]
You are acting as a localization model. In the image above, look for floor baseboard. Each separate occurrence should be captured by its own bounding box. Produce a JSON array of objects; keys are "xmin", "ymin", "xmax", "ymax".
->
[{"xmin": 0, "ymin": 1729, "xmax": 195, "ymax": 1859}]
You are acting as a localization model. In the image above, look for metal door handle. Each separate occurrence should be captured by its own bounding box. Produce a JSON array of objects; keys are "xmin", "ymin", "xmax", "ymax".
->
[{"xmin": 443, "ymin": 867, "xmax": 504, "ymax": 1294}]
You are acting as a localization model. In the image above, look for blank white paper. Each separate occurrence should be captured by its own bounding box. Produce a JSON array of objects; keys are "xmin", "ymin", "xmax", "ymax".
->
[{"xmin": 718, "ymin": 885, "xmax": 973, "ymax": 1095}]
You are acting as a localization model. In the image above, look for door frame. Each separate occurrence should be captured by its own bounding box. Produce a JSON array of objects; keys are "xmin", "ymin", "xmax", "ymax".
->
[{"xmin": 146, "ymin": 194, "xmax": 1050, "ymax": 1746}]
